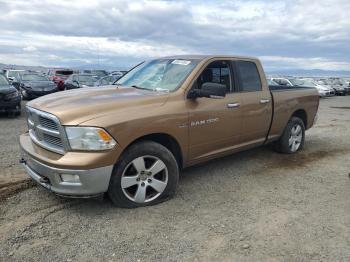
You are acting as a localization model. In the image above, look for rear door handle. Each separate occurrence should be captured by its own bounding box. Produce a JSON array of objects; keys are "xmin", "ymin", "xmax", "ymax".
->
[
  {"xmin": 260, "ymin": 99, "xmax": 270, "ymax": 104},
  {"xmin": 227, "ymin": 103, "xmax": 240, "ymax": 108}
]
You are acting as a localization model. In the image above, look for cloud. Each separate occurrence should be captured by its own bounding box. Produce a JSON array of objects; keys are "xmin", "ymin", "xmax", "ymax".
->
[
  {"xmin": 0, "ymin": 0, "xmax": 349, "ymax": 71},
  {"xmin": 23, "ymin": 46, "xmax": 37, "ymax": 52}
]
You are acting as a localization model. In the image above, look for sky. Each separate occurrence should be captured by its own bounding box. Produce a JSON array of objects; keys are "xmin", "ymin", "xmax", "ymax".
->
[{"xmin": 0, "ymin": 0, "xmax": 349, "ymax": 71}]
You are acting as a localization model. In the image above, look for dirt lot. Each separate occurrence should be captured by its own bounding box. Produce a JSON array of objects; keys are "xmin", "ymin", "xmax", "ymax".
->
[{"xmin": 0, "ymin": 97, "xmax": 350, "ymax": 261}]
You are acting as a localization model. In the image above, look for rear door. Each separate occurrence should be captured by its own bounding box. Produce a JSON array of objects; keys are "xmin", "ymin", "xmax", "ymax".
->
[
  {"xmin": 187, "ymin": 59, "xmax": 243, "ymax": 161},
  {"xmin": 234, "ymin": 60, "xmax": 272, "ymax": 145}
]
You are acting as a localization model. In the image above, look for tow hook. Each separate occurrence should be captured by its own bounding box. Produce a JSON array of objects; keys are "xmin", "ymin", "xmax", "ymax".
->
[
  {"xmin": 39, "ymin": 177, "xmax": 50, "ymax": 184},
  {"xmin": 19, "ymin": 158, "xmax": 26, "ymax": 164}
]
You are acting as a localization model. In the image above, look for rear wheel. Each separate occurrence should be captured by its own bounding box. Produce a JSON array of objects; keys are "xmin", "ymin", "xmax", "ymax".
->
[
  {"xmin": 274, "ymin": 117, "xmax": 305, "ymax": 154},
  {"xmin": 108, "ymin": 141, "xmax": 179, "ymax": 208}
]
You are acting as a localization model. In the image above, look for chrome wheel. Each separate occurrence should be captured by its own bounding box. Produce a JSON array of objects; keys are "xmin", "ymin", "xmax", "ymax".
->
[
  {"xmin": 289, "ymin": 124, "xmax": 303, "ymax": 152},
  {"xmin": 121, "ymin": 156, "xmax": 168, "ymax": 203}
]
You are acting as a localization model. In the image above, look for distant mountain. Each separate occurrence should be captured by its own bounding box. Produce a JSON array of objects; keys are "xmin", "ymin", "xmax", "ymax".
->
[{"xmin": 266, "ymin": 69, "xmax": 350, "ymax": 77}]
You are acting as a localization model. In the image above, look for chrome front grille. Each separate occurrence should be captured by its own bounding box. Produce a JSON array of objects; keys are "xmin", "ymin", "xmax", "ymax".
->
[
  {"xmin": 39, "ymin": 116, "xmax": 58, "ymax": 130},
  {"xmin": 26, "ymin": 107, "xmax": 67, "ymax": 154},
  {"xmin": 43, "ymin": 134, "xmax": 64, "ymax": 147}
]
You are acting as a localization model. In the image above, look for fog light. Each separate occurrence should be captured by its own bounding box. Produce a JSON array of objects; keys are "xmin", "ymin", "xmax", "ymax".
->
[{"xmin": 60, "ymin": 174, "xmax": 81, "ymax": 183}]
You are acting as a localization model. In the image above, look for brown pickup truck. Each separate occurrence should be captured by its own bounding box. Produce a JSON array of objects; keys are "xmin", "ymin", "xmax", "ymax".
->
[{"xmin": 20, "ymin": 55, "xmax": 319, "ymax": 208}]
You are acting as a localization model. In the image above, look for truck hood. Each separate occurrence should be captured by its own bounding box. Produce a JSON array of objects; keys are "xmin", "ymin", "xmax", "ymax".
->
[{"xmin": 27, "ymin": 86, "xmax": 169, "ymax": 125}]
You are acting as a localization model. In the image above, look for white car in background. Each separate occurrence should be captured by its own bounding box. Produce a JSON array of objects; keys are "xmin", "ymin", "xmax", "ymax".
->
[{"xmin": 299, "ymin": 79, "xmax": 335, "ymax": 97}]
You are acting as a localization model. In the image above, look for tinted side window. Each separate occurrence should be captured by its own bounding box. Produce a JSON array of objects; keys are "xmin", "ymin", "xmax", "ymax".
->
[{"xmin": 236, "ymin": 61, "xmax": 262, "ymax": 91}]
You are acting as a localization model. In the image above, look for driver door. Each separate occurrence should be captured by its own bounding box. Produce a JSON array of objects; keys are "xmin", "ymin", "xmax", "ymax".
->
[{"xmin": 187, "ymin": 60, "xmax": 243, "ymax": 162}]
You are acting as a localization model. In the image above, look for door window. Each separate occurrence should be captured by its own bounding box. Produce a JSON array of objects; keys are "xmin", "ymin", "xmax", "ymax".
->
[
  {"xmin": 196, "ymin": 60, "xmax": 232, "ymax": 93},
  {"xmin": 236, "ymin": 61, "xmax": 262, "ymax": 91}
]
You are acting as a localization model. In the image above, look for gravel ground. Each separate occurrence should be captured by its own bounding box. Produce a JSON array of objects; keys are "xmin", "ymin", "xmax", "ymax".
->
[
  {"xmin": 0, "ymin": 96, "xmax": 350, "ymax": 261},
  {"xmin": 0, "ymin": 102, "xmax": 27, "ymax": 186}
]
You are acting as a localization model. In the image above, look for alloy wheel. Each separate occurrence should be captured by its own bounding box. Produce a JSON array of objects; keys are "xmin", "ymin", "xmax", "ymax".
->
[
  {"xmin": 289, "ymin": 124, "xmax": 303, "ymax": 152},
  {"xmin": 121, "ymin": 155, "xmax": 168, "ymax": 203}
]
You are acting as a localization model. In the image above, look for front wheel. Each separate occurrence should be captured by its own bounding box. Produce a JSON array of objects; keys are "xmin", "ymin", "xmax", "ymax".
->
[
  {"xmin": 274, "ymin": 117, "xmax": 305, "ymax": 154},
  {"xmin": 108, "ymin": 141, "xmax": 179, "ymax": 208}
]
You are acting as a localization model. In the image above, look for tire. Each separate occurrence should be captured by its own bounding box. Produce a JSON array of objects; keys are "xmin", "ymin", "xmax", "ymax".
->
[
  {"xmin": 274, "ymin": 117, "xmax": 305, "ymax": 154},
  {"xmin": 108, "ymin": 141, "xmax": 179, "ymax": 208}
]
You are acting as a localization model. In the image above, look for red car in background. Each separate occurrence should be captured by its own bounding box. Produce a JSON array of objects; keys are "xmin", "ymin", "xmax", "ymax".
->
[{"xmin": 47, "ymin": 69, "xmax": 74, "ymax": 90}]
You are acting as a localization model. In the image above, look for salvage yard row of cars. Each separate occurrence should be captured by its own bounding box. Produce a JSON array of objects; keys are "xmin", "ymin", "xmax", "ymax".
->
[
  {"xmin": 269, "ymin": 77, "xmax": 350, "ymax": 97},
  {"xmin": 0, "ymin": 68, "xmax": 126, "ymax": 116},
  {"xmin": 1, "ymin": 65, "xmax": 350, "ymax": 117}
]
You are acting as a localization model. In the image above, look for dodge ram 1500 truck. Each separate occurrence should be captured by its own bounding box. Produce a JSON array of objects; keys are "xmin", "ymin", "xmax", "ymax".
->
[{"xmin": 20, "ymin": 55, "xmax": 319, "ymax": 208}]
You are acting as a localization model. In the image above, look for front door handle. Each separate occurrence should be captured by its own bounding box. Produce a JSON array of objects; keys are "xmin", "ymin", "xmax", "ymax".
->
[
  {"xmin": 227, "ymin": 103, "xmax": 240, "ymax": 108},
  {"xmin": 260, "ymin": 99, "xmax": 270, "ymax": 104}
]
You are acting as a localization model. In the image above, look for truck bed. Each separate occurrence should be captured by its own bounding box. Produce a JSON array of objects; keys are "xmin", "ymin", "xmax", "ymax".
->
[{"xmin": 267, "ymin": 85, "xmax": 319, "ymax": 141}]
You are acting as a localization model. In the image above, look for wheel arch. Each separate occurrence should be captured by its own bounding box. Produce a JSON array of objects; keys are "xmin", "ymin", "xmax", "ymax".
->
[
  {"xmin": 121, "ymin": 133, "xmax": 184, "ymax": 169},
  {"xmin": 291, "ymin": 109, "xmax": 307, "ymax": 128}
]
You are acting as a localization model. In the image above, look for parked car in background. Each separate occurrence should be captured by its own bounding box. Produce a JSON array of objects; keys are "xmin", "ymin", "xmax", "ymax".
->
[
  {"xmin": 94, "ymin": 75, "xmax": 120, "ymax": 87},
  {"xmin": 47, "ymin": 69, "xmax": 74, "ymax": 91},
  {"xmin": 267, "ymin": 79, "xmax": 280, "ymax": 86},
  {"xmin": 110, "ymin": 71, "xmax": 127, "ymax": 79},
  {"xmin": 64, "ymin": 74, "xmax": 97, "ymax": 90},
  {"xmin": 270, "ymin": 77, "xmax": 304, "ymax": 87},
  {"xmin": 318, "ymin": 79, "xmax": 346, "ymax": 96},
  {"xmin": 4, "ymin": 69, "xmax": 26, "ymax": 83},
  {"xmin": 270, "ymin": 77, "xmax": 292, "ymax": 86},
  {"xmin": 343, "ymin": 78, "xmax": 350, "ymax": 87},
  {"xmin": 329, "ymin": 78, "xmax": 350, "ymax": 95},
  {"xmin": 0, "ymin": 73, "xmax": 21, "ymax": 116},
  {"xmin": 82, "ymin": 70, "xmax": 108, "ymax": 79},
  {"xmin": 298, "ymin": 78, "xmax": 335, "ymax": 97},
  {"xmin": 12, "ymin": 73, "xmax": 58, "ymax": 100}
]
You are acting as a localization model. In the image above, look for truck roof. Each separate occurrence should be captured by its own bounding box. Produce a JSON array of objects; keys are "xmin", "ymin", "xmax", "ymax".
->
[{"xmin": 160, "ymin": 54, "xmax": 258, "ymax": 61}]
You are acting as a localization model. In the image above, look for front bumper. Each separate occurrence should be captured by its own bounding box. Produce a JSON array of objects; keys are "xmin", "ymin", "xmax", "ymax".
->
[
  {"xmin": 0, "ymin": 96, "xmax": 21, "ymax": 110},
  {"xmin": 20, "ymin": 133, "xmax": 115, "ymax": 197},
  {"xmin": 20, "ymin": 153, "xmax": 113, "ymax": 197}
]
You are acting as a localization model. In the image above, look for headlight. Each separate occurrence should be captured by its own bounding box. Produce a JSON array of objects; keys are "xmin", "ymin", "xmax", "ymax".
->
[
  {"xmin": 65, "ymin": 126, "xmax": 117, "ymax": 151},
  {"xmin": 5, "ymin": 91, "xmax": 19, "ymax": 99}
]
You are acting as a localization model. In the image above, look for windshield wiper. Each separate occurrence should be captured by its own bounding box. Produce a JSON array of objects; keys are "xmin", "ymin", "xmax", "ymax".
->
[
  {"xmin": 130, "ymin": 85, "xmax": 169, "ymax": 92},
  {"xmin": 131, "ymin": 85, "xmax": 152, "ymax": 91}
]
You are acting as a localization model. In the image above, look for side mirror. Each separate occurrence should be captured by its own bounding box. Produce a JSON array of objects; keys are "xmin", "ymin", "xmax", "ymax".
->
[
  {"xmin": 188, "ymin": 82, "xmax": 226, "ymax": 99},
  {"xmin": 8, "ymin": 77, "xmax": 15, "ymax": 82}
]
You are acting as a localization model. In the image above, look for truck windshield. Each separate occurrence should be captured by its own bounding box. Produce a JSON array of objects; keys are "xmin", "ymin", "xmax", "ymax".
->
[{"xmin": 116, "ymin": 59, "xmax": 199, "ymax": 91}]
